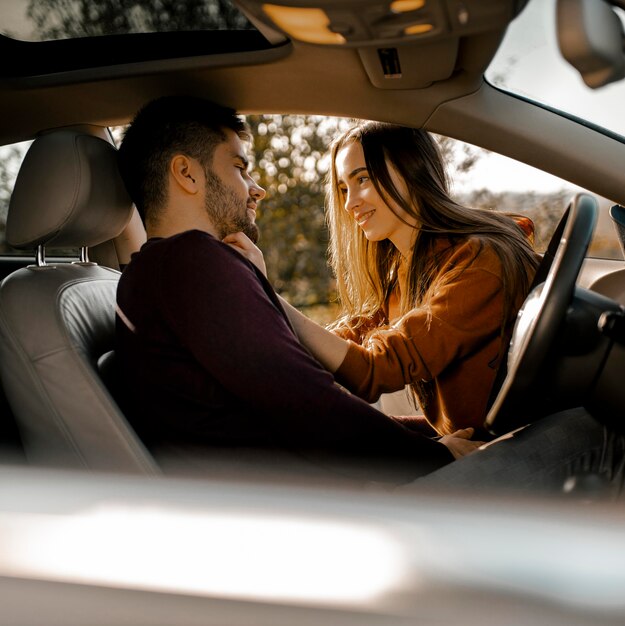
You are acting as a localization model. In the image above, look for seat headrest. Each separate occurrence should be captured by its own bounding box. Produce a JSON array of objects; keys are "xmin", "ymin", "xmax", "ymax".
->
[{"xmin": 7, "ymin": 129, "xmax": 134, "ymax": 250}]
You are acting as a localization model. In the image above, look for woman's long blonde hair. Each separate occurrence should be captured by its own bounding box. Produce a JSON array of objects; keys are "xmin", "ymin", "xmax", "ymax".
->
[{"xmin": 326, "ymin": 122, "xmax": 539, "ymax": 335}]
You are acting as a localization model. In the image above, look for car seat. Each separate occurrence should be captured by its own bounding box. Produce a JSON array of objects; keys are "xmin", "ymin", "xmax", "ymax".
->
[{"xmin": 0, "ymin": 127, "xmax": 159, "ymax": 474}]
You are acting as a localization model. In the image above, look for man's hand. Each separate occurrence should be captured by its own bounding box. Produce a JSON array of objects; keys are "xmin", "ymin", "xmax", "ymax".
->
[
  {"xmin": 439, "ymin": 427, "xmax": 484, "ymax": 460},
  {"xmin": 223, "ymin": 232, "xmax": 267, "ymax": 276}
]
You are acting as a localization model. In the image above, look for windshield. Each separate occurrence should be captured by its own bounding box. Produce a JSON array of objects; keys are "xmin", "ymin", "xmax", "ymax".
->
[{"xmin": 486, "ymin": 0, "xmax": 625, "ymax": 139}]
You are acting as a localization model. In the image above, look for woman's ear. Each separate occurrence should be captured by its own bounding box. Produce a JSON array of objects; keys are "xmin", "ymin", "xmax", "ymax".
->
[{"xmin": 170, "ymin": 154, "xmax": 200, "ymax": 194}]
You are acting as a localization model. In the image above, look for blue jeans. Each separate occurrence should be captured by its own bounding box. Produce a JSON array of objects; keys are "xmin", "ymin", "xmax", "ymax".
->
[{"xmin": 406, "ymin": 407, "xmax": 625, "ymax": 499}]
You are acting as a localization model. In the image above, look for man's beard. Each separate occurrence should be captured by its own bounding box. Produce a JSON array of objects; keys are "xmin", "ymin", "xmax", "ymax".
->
[{"xmin": 204, "ymin": 170, "xmax": 260, "ymax": 244}]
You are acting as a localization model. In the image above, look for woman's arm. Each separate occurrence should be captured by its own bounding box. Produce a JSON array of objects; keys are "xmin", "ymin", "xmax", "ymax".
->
[{"xmin": 278, "ymin": 296, "xmax": 349, "ymax": 373}]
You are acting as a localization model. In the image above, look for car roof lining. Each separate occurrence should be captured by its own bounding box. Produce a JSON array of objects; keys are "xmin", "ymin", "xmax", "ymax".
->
[
  {"xmin": 0, "ymin": 23, "xmax": 508, "ymax": 138},
  {"xmin": 3, "ymin": 49, "xmax": 625, "ymax": 210},
  {"xmin": 0, "ymin": 0, "xmax": 624, "ymax": 207}
]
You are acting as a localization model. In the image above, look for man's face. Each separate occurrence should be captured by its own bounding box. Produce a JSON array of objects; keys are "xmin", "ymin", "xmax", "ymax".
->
[{"xmin": 204, "ymin": 129, "xmax": 265, "ymax": 244}]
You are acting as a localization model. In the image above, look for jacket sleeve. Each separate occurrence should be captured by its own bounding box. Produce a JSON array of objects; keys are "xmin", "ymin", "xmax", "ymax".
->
[{"xmin": 334, "ymin": 242, "xmax": 505, "ymax": 403}]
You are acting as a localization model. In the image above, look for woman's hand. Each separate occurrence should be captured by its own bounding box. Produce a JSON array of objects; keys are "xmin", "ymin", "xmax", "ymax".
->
[
  {"xmin": 439, "ymin": 427, "xmax": 484, "ymax": 460},
  {"xmin": 223, "ymin": 231, "xmax": 267, "ymax": 277}
]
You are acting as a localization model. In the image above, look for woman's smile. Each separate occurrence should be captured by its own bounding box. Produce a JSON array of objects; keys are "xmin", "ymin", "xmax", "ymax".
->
[{"xmin": 355, "ymin": 209, "xmax": 376, "ymax": 227}]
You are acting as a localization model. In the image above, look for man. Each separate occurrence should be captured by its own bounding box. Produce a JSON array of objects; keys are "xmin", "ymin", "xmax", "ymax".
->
[{"xmin": 114, "ymin": 95, "xmax": 482, "ymax": 484}]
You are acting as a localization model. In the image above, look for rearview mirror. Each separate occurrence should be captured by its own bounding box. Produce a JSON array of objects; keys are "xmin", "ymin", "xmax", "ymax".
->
[{"xmin": 556, "ymin": 0, "xmax": 625, "ymax": 88}]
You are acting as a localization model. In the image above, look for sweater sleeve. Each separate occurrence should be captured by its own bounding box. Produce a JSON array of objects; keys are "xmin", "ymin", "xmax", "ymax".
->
[
  {"xmin": 334, "ymin": 241, "xmax": 505, "ymax": 403},
  {"xmin": 158, "ymin": 232, "xmax": 452, "ymax": 480}
]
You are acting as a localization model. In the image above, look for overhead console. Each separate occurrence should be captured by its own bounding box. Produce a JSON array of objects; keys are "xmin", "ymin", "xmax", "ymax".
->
[{"xmin": 235, "ymin": 0, "xmax": 531, "ymax": 88}]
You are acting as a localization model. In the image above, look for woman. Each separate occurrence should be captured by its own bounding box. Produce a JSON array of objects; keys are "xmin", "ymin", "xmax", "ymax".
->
[{"xmin": 275, "ymin": 122, "xmax": 540, "ymax": 439}]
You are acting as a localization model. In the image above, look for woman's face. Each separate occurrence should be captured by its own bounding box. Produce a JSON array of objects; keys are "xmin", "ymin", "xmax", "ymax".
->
[{"xmin": 335, "ymin": 140, "xmax": 416, "ymax": 256}]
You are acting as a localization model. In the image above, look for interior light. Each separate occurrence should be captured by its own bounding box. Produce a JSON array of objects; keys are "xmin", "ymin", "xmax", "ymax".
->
[
  {"xmin": 262, "ymin": 4, "xmax": 346, "ymax": 45},
  {"xmin": 390, "ymin": 0, "xmax": 426, "ymax": 13},
  {"xmin": 404, "ymin": 23, "xmax": 433, "ymax": 35}
]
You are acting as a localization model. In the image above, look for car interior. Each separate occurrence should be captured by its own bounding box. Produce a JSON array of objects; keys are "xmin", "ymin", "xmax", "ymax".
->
[
  {"xmin": 3, "ymin": 1, "xmax": 625, "ymax": 623},
  {"xmin": 0, "ymin": 0, "xmax": 624, "ymax": 486}
]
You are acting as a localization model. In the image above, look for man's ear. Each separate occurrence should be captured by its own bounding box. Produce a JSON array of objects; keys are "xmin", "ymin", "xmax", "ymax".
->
[{"xmin": 170, "ymin": 154, "xmax": 201, "ymax": 194}]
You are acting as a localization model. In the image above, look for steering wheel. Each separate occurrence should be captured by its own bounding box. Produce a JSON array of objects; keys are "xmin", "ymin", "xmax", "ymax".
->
[{"xmin": 484, "ymin": 193, "xmax": 598, "ymax": 435}]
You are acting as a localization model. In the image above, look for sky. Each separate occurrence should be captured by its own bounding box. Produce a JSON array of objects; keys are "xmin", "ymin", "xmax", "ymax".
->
[{"xmin": 452, "ymin": 150, "xmax": 581, "ymax": 195}]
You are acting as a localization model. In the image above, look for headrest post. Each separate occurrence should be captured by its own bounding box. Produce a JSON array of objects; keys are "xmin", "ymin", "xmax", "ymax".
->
[
  {"xmin": 80, "ymin": 247, "xmax": 90, "ymax": 263},
  {"xmin": 36, "ymin": 245, "xmax": 46, "ymax": 267}
]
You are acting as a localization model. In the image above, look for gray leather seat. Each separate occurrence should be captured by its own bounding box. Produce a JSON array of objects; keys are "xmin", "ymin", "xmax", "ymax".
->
[{"xmin": 0, "ymin": 127, "xmax": 159, "ymax": 474}]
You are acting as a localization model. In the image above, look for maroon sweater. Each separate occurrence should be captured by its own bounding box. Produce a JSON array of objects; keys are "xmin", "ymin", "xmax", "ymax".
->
[{"xmin": 115, "ymin": 230, "xmax": 452, "ymax": 482}]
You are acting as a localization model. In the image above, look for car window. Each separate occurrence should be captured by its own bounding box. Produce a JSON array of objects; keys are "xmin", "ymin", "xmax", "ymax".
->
[
  {"xmin": 445, "ymin": 138, "xmax": 623, "ymax": 260},
  {"xmin": 113, "ymin": 115, "xmax": 617, "ymax": 324},
  {"xmin": 5, "ymin": 117, "xmax": 620, "ymax": 273},
  {"xmin": 230, "ymin": 118, "xmax": 621, "ymax": 328},
  {"xmin": 0, "ymin": 140, "xmax": 31, "ymax": 255}
]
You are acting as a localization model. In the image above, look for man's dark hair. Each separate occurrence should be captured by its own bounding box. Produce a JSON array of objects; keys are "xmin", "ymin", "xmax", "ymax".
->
[{"xmin": 117, "ymin": 95, "xmax": 249, "ymax": 225}]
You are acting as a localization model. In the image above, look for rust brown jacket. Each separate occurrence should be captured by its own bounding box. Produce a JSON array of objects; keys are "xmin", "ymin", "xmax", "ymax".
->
[{"xmin": 333, "ymin": 237, "xmax": 532, "ymax": 436}]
